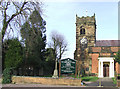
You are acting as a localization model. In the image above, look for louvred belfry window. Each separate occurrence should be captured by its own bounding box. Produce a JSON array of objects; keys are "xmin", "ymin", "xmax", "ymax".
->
[{"xmin": 80, "ymin": 28, "xmax": 85, "ymax": 35}]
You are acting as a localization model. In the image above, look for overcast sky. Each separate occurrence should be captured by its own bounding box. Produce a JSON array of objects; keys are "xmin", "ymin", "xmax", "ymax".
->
[{"xmin": 42, "ymin": 1, "xmax": 118, "ymax": 59}]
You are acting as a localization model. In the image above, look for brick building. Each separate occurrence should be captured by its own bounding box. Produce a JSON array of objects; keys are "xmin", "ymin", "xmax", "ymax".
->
[{"xmin": 74, "ymin": 14, "xmax": 120, "ymax": 78}]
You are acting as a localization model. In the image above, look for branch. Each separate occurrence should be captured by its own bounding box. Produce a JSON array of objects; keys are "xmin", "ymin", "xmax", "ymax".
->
[
  {"xmin": 61, "ymin": 45, "xmax": 67, "ymax": 56},
  {"xmin": 3, "ymin": 2, "xmax": 9, "ymax": 24},
  {"xmin": 2, "ymin": 2, "xmax": 10, "ymax": 40},
  {"xmin": 7, "ymin": 2, "xmax": 27, "ymax": 24},
  {"xmin": 12, "ymin": 2, "xmax": 20, "ymax": 10}
]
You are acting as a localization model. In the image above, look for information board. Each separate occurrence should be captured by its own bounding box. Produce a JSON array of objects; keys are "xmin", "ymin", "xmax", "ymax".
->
[{"xmin": 61, "ymin": 58, "xmax": 76, "ymax": 74}]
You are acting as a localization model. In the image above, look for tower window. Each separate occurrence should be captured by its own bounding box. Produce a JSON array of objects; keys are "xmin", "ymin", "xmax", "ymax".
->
[{"xmin": 80, "ymin": 28, "xmax": 85, "ymax": 35}]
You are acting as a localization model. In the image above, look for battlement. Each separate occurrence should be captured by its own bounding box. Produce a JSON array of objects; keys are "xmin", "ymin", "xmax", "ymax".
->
[{"xmin": 76, "ymin": 14, "xmax": 96, "ymax": 26}]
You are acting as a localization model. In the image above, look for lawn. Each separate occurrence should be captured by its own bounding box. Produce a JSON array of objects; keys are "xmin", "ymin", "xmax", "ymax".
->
[{"xmin": 81, "ymin": 76, "xmax": 98, "ymax": 82}]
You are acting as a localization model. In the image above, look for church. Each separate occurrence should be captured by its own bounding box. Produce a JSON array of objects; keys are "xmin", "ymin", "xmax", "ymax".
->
[{"xmin": 74, "ymin": 14, "xmax": 120, "ymax": 78}]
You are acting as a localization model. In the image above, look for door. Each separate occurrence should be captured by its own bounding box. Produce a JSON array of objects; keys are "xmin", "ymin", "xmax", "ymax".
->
[{"xmin": 103, "ymin": 64, "xmax": 109, "ymax": 77}]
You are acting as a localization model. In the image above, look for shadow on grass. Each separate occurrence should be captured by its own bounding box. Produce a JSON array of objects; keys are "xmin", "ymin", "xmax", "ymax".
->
[{"xmin": 81, "ymin": 76, "xmax": 98, "ymax": 82}]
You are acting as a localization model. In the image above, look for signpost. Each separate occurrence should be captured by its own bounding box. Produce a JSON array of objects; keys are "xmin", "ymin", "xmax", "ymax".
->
[{"xmin": 59, "ymin": 58, "xmax": 76, "ymax": 77}]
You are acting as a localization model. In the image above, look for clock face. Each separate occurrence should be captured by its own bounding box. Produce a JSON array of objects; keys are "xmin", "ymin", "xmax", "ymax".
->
[{"xmin": 80, "ymin": 38, "xmax": 87, "ymax": 44}]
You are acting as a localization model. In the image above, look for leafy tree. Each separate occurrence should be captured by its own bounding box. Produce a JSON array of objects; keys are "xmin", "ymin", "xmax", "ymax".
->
[
  {"xmin": 20, "ymin": 9, "xmax": 46, "ymax": 75},
  {"xmin": 115, "ymin": 50, "xmax": 120, "ymax": 64},
  {"xmin": 43, "ymin": 48, "xmax": 55, "ymax": 75},
  {"xmin": 1, "ymin": 0, "xmax": 43, "ymax": 74},
  {"xmin": 45, "ymin": 48, "xmax": 55, "ymax": 61},
  {"xmin": 3, "ymin": 38, "xmax": 23, "ymax": 69},
  {"xmin": 2, "ymin": 68, "xmax": 12, "ymax": 84}
]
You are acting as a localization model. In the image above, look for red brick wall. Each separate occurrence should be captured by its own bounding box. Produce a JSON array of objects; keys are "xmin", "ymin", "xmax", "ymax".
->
[
  {"xmin": 111, "ymin": 47, "xmax": 119, "ymax": 52},
  {"xmin": 92, "ymin": 47, "xmax": 101, "ymax": 52},
  {"xmin": 116, "ymin": 62, "xmax": 120, "ymax": 74},
  {"xmin": 119, "ymin": 64, "xmax": 120, "ymax": 74},
  {"xmin": 91, "ymin": 54, "xmax": 99, "ymax": 73}
]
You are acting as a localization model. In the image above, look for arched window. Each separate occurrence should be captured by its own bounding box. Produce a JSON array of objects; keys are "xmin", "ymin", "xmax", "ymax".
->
[{"xmin": 80, "ymin": 28, "xmax": 85, "ymax": 35}]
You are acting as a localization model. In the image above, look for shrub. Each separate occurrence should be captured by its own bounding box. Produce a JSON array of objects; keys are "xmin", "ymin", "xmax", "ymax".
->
[
  {"xmin": 89, "ymin": 73, "xmax": 96, "ymax": 76},
  {"xmin": 112, "ymin": 77, "xmax": 117, "ymax": 84},
  {"xmin": 2, "ymin": 68, "xmax": 12, "ymax": 84}
]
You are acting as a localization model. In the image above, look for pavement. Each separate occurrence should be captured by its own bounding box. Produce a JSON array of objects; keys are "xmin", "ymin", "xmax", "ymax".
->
[
  {"xmin": 1, "ymin": 84, "xmax": 120, "ymax": 89},
  {"xmin": 85, "ymin": 78, "xmax": 116, "ymax": 87},
  {"xmin": 1, "ymin": 87, "xmax": 120, "ymax": 89},
  {"xmin": 1, "ymin": 85, "xmax": 119, "ymax": 89}
]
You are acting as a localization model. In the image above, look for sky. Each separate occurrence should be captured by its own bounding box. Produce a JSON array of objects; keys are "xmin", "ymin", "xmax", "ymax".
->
[
  {"xmin": 42, "ymin": 1, "xmax": 118, "ymax": 59},
  {"xmin": 0, "ymin": 0, "xmax": 118, "ymax": 59}
]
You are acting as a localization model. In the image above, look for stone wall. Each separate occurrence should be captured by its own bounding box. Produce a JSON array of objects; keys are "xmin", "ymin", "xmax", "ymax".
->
[
  {"xmin": 12, "ymin": 76, "xmax": 81, "ymax": 86},
  {"xmin": 75, "ymin": 14, "xmax": 96, "ymax": 74}
]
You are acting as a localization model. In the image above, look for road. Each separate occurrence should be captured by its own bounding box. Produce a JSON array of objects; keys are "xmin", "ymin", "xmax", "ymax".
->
[
  {"xmin": 85, "ymin": 78, "xmax": 116, "ymax": 87},
  {"xmin": 1, "ymin": 84, "xmax": 120, "ymax": 89},
  {"xmin": 1, "ymin": 86, "xmax": 120, "ymax": 89}
]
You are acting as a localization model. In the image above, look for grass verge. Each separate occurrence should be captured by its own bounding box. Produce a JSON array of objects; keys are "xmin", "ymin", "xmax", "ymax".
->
[{"xmin": 81, "ymin": 76, "xmax": 98, "ymax": 82}]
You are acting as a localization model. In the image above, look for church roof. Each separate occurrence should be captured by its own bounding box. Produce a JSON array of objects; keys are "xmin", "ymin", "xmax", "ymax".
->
[{"xmin": 96, "ymin": 40, "xmax": 120, "ymax": 47}]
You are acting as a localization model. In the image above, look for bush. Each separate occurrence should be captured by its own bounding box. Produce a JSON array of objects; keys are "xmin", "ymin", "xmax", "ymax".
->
[
  {"xmin": 2, "ymin": 68, "xmax": 12, "ymax": 84},
  {"xmin": 89, "ymin": 73, "xmax": 96, "ymax": 76},
  {"xmin": 112, "ymin": 77, "xmax": 117, "ymax": 84}
]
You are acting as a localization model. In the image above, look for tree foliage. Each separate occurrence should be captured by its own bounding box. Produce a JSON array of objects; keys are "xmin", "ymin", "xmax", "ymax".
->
[
  {"xmin": 49, "ymin": 31, "xmax": 67, "ymax": 60},
  {"xmin": 2, "ymin": 68, "xmax": 12, "ymax": 84},
  {"xmin": 20, "ymin": 9, "xmax": 46, "ymax": 69},
  {"xmin": 0, "ymin": 0, "xmax": 43, "ymax": 40},
  {"xmin": 45, "ymin": 48, "xmax": 55, "ymax": 61},
  {"xmin": 43, "ymin": 48, "xmax": 55, "ymax": 75},
  {"xmin": 3, "ymin": 38, "xmax": 23, "ymax": 69},
  {"xmin": 115, "ymin": 50, "xmax": 120, "ymax": 64}
]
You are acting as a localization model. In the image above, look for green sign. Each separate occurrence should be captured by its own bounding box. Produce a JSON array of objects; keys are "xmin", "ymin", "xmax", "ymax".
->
[{"xmin": 61, "ymin": 58, "xmax": 76, "ymax": 74}]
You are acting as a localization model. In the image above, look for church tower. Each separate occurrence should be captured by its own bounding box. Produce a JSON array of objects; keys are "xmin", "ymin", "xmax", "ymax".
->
[{"xmin": 75, "ymin": 14, "xmax": 96, "ymax": 75}]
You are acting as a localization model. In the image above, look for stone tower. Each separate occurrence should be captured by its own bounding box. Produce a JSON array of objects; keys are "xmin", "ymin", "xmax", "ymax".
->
[{"xmin": 75, "ymin": 14, "xmax": 96, "ymax": 75}]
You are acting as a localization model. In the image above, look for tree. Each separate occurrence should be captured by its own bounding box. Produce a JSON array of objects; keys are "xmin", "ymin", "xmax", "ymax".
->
[
  {"xmin": 1, "ymin": 1, "xmax": 43, "ymax": 73},
  {"xmin": 44, "ymin": 48, "xmax": 55, "ymax": 75},
  {"xmin": 3, "ymin": 38, "xmax": 23, "ymax": 69},
  {"xmin": 45, "ymin": 48, "xmax": 55, "ymax": 61},
  {"xmin": 0, "ymin": 0, "xmax": 43, "ymax": 41},
  {"xmin": 20, "ymin": 9, "xmax": 46, "ymax": 75},
  {"xmin": 115, "ymin": 50, "xmax": 120, "ymax": 64},
  {"xmin": 49, "ymin": 31, "xmax": 67, "ymax": 60}
]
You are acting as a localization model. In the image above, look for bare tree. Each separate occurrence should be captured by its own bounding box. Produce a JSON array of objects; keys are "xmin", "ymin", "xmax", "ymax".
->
[
  {"xmin": 49, "ymin": 31, "xmax": 67, "ymax": 60},
  {"xmin": 0, "ymin": 0, "xmax": 43, "ymax": 41}
]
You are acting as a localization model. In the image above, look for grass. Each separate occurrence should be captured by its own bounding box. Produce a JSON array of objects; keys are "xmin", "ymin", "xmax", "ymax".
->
[
  {"xmin": 112, "ymin": 77, "xmax": 117, "ymax": 84},
  {"xmin": 81, "ymin": 76, "xmax": 98, "ymax": 82}
]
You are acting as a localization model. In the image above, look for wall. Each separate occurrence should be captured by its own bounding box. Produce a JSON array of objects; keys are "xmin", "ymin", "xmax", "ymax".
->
[
  {"xmin": 12, "ymin": 76, "xmax": 81, "ymax": 86},
  {"xmin": 116, "ymin": 62, "xmax": 120, "ymax": 74},
  {"xmin": 91, "ymin": 54, "xmax": 99, "ymax": 73},
  {"xmin": 90, "ymin": 46, "xmax": 120, "ymax": 75}
]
